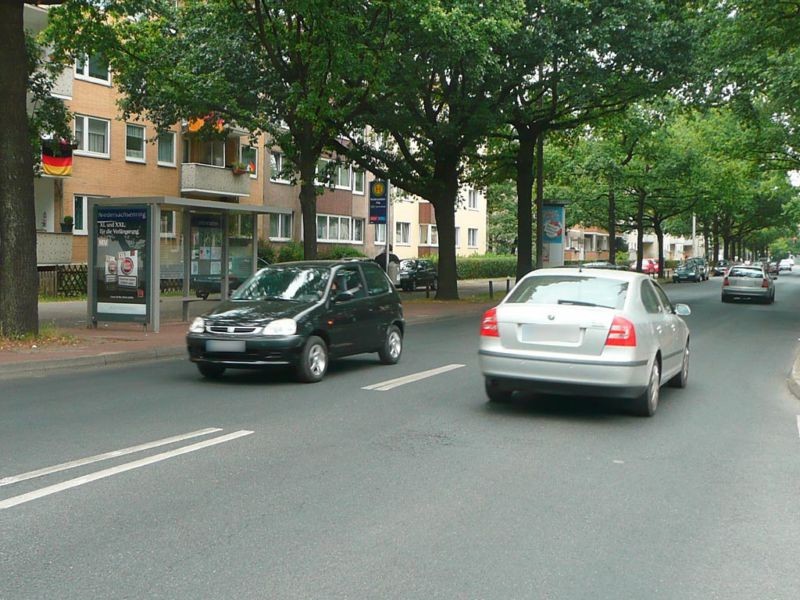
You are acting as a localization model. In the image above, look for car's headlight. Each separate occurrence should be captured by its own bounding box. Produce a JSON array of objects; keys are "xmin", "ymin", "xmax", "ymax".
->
[
  {"xmin": 189, "ymin": 317, "xmax": 205, "ymax": 333},
  {"xmin": 262, "ymin": 318, "xmax": 297, "ymax": 336}
]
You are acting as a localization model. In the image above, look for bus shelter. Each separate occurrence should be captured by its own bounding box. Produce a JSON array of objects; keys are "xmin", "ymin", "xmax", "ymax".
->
[{"xmin": 87, "ymin": 196, "xmax": 273, "ymax": 332}]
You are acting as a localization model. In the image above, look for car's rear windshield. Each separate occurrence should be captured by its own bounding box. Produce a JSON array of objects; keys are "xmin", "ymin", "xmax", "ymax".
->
[
  {"xmin": 728, "ymin": 267, "xmax": 763, "ymax": 278},
  {"xmin": 232, "ymin": 266, "xmax": 330, "ymax": 301},
  {"xmin": 506, "ymin": 275, "xmax": 628, "ymax": 309}
]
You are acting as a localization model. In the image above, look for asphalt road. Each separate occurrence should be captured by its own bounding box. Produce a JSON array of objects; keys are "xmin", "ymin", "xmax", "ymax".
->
[{"xmin": 2, "ymin": 272, "xmax": 800, "ymax": 599}]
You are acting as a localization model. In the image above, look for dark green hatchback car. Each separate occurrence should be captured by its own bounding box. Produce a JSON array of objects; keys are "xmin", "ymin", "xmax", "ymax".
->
[{"xmin": 187, "ymin": 260, "xmax": 404, "ymax": 382}]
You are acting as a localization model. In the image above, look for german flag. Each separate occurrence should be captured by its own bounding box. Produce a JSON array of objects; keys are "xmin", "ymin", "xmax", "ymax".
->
[{"xmin": 41, "ymin": 139, "xmax": 73, "ymax": 177}]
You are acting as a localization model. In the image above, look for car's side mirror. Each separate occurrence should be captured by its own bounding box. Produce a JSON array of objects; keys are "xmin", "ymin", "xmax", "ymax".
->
[{"xmin": 674, "ymin": 303, "xmax": 691, "ymax": 316}]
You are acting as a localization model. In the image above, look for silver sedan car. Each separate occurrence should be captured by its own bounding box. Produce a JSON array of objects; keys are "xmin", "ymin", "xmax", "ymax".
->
[
  {"xmin": 479, "ymin": 268, "xmax": 691, "ymax": 416},
  {"xmin": 721, "ymin": 264, "xmax": 775, "ymax": 303}
]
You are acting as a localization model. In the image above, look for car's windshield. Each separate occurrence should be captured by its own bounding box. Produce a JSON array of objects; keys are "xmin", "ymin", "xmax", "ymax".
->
[
  {"xmin": 231, "ymin": 266, "xmax": 330, "ymax": 301},
  {"xmin": 506, "ymin": 275, "xmax": 628, "ymax": 309}
]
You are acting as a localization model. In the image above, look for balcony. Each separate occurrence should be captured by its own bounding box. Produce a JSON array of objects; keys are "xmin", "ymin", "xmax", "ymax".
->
[{"xmin": 180, "ymin": 163, "xmax": 251, "ymax": 199}]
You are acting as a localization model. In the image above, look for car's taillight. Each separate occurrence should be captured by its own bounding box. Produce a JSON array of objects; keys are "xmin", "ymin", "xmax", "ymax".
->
[
  {"xmin": 762, "ymin": 278, "xmax": 770, "ymax": 288},
  {"xmin": 723, "ymin": 277, "xmax": 730, "ymax": 287},
  {"xmin": 480, "ymin": 307, "xmax": 499, "ymax": 337},
  {"xmin": 605, "ymin": 316, "xmax": 637, "ymax": 347}
]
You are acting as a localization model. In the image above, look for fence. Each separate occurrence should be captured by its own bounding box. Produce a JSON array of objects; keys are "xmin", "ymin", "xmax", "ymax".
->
[{"xmin": 38, "ymin": 265, "xmax": 186, "ymax": 297}]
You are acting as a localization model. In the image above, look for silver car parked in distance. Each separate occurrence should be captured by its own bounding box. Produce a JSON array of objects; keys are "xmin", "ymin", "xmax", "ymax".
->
[{"xmin": 479, "ymin": 268, "xmax": 691, "ymax": 417}]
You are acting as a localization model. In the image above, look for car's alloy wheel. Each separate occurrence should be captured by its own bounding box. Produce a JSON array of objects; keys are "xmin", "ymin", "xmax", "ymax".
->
[
  {"xmin": 378, "ymin": 325, "xmax": 403, "ymax": 364},
  {"xmin": 635, "ymin": 361, "xmax": 660, "ymax": 417},
  {"xmin": 296, "ymin": 336, "xmax": 328, "ymax": 383},
  {"xmin": 669, "ymin": 344, "xmax": 689, "ymax": 388},
  {"xmin": 197, "ymin": 362, "xmax": 225, "ymax": 379},
  {"xmin": 485, "ymin": 378, "xmax": 513, "ymax": 403}
]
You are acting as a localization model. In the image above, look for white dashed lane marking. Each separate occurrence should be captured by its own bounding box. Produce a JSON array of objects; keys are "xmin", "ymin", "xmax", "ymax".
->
[{"xmin": 362, "ymin": 364, "xmax": 466, "ymax": 392}]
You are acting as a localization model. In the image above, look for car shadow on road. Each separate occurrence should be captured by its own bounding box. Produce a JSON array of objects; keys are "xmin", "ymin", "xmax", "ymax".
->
[{"xmin": 481, "ymin": 392, "xmax": 639, "ymax": 421}]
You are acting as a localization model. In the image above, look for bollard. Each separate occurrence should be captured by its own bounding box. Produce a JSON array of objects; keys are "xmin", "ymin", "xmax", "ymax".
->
[
  {"xmin": 489, "ymin": 280, "xmax": 494, "ymax": 299},
  {"xmin": 426, "ymin": 284, "xmax": 430, "ymax": 299},
  {"xmin": 506, "ymin": 277, "xmax": 510, "ymax": 293}
]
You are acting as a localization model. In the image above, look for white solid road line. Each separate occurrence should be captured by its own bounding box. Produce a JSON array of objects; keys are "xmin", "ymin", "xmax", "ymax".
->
[
  {"xmin": 797, "ymin": 415, "xmax": 800, "ymax": 438},
  {"xmin": 0, "ymin": 430, "xmax": 253, "ymax": 510},
  {"xmin": 362, "ymin": 363, "xmax": 466, "ymax": 392},
  {"xmin": 0, "ymin": 427, "xmax": 223, "ymax": 487}
]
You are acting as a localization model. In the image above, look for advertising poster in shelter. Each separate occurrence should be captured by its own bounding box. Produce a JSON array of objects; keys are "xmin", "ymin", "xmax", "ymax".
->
[
  {"xmin": 95, "ymin": 206, "xmax": 149, "ymax": 318},
  {"xmin": 191, "ymin": 214, "xmax": 223, "ymax": 291}
]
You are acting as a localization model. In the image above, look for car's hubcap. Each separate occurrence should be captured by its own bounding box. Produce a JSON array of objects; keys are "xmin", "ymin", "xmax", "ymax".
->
[
  {"xmin": 388, "ymin": 331, "xmax": 401, "ymax": 358},
  {"xmin": 308, "ymin": 344, "xmax": 326, "ymax": 376}
]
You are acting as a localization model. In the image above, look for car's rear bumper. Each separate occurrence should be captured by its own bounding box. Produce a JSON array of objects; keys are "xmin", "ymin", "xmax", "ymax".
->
[
  {"xmin": 722, "ymin": 288, "xmax": 770, "ymax": 299},
  {"xmin": 479, "ymin": 349, "xmax": 650, "ymax": 399}
]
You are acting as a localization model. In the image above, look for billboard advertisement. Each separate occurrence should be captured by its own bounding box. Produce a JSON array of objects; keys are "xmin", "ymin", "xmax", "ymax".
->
[{"xmin": 542, "ymin": 203, "xmax": 565, "ymax": 268}]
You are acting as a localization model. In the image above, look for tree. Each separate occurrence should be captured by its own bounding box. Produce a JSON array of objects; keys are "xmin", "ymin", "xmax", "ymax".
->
[
  {"xmin": 47, "ymin": 0, "xmax": 389, "ymax": 260},
  {"xmin": 338, "ymin": 0, "xmax": 520, "ymax": 299},
  {"xmin": 0, "ymin": 1, "xmax": 71, "ymax": 337}
]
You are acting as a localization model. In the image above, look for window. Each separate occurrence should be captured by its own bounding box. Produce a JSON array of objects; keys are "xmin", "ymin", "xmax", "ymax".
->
[
  {"xmin": 160, "ymin": 211, "xmax": 176, "ymax": 238},
  {"xmin": 240, "ymin": 145, "xmax": 258, "ymax": 178},
  {"xmin": 333, "ymin": 266, "xmax": 367, "ymax": 299},
  {"xmin": 182, "ymin": 139, "xmax": 190, "ymax": 163},
  {"xmin": 418, "ymin": 224, "xmax": 438, "ymax": 246},
  {"xmin": 269, "ymin": 213, "xmax": 293, "ymax": 240},
  {"xmin": 74, "ymin": 115, "xmax": 110, "ymax": 157},
  {"xmin": 73, "ymin": 195, "xmax": 105, "ymax": 235},
  {"xmin": 468, "ymin": 189, "xmax": 478, "ymax": 210},
  {"xmin": 157, "ymin": 132, "xmax": 176, "ymax": 166},
  {"xmin": 315, "ymin": 158, "xmax": 330, "ymax": 185},
  {"xmin": 362, "ymin": 262, "xmax": 391, "ymax": 296},
  {"xmin": 125, "ymin": 124, "xmax": 145, "ymax": 162},
  {"xmin": 75, "ymin": 54, "xmax": 110, "ymax": 84},
  {"xmin": 468, "ymin": 228, "xmax": 478, "ymax": 248},
  {"xmin": 316, "ymin": 214, "xmax": 364, "ymax": 243},
  {"xmin": 506, "ymin": 275, "xmax": 628, "ymax": 310},
  {"xmin": 353, "ymin": 170, "xmax": 365, "ymax": 194},
  {"xmin": 375, "ymin": 223, "xmax": 386, "ymax": 245},
  {"xmin": 197, "ymin": 140, "xmax": 225, "ymax": 166},
  {"xmin": 641, "ymin": 281, "xmax": 662, "ymax": 314},
  {"xmin": 396, "ymin": 222, "xmax": 410, "ymax": 245},
  {"xmin": 454, "ymin": 226, "xmax": 460, "ymax": 248},
  {"xmin": 270, "ymin": 151, "xmax": 290, "ymax": 183},
  {"xmin": 335, "ymin": 163, "xmax": 351, "ymax": 189}
]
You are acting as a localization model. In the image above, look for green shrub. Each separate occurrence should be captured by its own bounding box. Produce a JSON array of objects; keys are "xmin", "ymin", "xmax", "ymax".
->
[
  {"xmin": 429, "ymin": 254, "xmax": 516, "ymax": 279},
  {"xmin": 319, "ymin": 245, "xmax": 367, "ymax": 259},
  {"xmin": 276, "ymin": 241, "xmax": 304, "ymax": 263},
  {"xmin": 257, "ymin": 240, "xmax": 277, "ymax": 264}
]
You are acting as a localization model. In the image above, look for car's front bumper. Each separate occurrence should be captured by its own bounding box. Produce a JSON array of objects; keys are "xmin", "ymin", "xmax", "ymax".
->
[
  {"xmin": 479, "ymin": 348, "xmax": 651, "ymax": 399},
  {"xmin": 187, "ymin": 334, "xmax": 305, "ymax": 367}
]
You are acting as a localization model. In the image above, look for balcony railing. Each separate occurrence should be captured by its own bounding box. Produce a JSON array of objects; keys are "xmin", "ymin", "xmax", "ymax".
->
[{"xmin": 180, "ymin": 163, "xmax": 251, "ymax": 199}]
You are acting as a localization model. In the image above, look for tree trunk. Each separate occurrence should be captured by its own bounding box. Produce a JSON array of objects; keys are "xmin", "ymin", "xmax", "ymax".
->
[
  {"xmin": 514, "ymin": 127, "xmax": 535, "ymax": 280},
  {"xmin": 430, "ymin": 157, "xmax": 461, "ymax": 300},
  {"xmin": 712, "ymin": 218, "xmax": 719, "ymax": 263},
  {"xmin": 297, "ymin": 150, "xmax": 318, "ymax": 260},
  {"xmin": 654, "ymin": 220, "xmax": 665, "ymax": 276},
  {"xmin": 535, "ymin": 130, "xmax": 545, "ymax": 269},
  {"xmin": 635, "ymin": 190, "xmax": 645, "ymax": 271},
  {"xmin": 607, "ymin": 181, "xmax": 616, "ymax": 265},
  {"xmin": 0, "ymin": 0, "xmax": 38, "ymax": 337}
]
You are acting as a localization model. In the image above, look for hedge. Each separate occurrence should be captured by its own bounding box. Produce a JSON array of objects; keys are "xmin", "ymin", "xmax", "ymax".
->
[{"xmin": 429, "ymin": 254, "xmax": 517, "ymax": 279}]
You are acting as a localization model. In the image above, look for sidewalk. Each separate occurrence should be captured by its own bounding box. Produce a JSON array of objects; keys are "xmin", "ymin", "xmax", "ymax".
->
[{"xmin": 0, "ymin": 285, "xmax": 498, "ymax": 380}]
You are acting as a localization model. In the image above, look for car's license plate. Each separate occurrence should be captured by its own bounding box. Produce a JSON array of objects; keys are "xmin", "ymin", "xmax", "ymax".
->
[{"xmin": 206, "ymin": 340, "xmax": 246, "ymax": 353}]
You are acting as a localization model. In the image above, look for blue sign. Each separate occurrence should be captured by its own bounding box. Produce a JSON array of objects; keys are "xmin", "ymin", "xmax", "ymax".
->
[
  {"xmin": 542, "ymin": 204, "xmax": 565, "ymax": 243},
  {"xmin": 369, "ymin": 180, "xmax": 388, "ymax": 224}
]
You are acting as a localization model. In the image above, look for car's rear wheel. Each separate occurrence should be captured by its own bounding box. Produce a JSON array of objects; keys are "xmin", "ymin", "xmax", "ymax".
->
[
  {"xmin": 668, "ymin": 344, "xmax": 689, "ymax": 388},
  {"xmin": 634, "ymin": 361, "xmax": 660, "ymax": 417},
  {"xmin": 296, "ymin": 336, "xmax": 328, "ymax": 383},
  {"xmin": 485, "ymin": 378, "xmax": 513, "ymax": 403},
  {"xmin": 197, "ymin": 362, "xmax": 225, "ymax": 379},
  {"xmin": 378, "ymin": 325, "xmax": 403, "ymax": 364}
]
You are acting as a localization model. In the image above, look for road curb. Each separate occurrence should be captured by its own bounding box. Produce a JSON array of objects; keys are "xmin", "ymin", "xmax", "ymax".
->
[{"xmin": 0, "ymin": 346, "xmax": 186, "ymax": 380}]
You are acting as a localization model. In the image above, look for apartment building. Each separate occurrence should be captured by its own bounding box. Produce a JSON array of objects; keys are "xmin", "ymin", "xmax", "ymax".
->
[{"xmin": 28, "ymin": 6, "xmax": 486, "ymax": 267}]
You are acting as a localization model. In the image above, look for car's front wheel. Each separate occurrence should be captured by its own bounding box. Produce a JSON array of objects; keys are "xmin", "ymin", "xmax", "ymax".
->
[
  {"xmin": 296, "ymin": 336, "xmax": 328, "ymax": 383},
  {"xmin": 634, "ymin": 361, "xmax": 660, "ymax": 417},
  {"xmin": 485, "ymin": 378, "xmax": 513, "ymax": 403},
  {"xmin": 378, "ymin": 325, "xmax": 403, "ymax": 364},
  {"xmin": 197, "ymin": 362, "xmax": 225, "ymax": 379}
]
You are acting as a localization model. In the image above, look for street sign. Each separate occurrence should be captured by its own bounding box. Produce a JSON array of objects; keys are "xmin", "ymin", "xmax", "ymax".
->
[{"xmin": 369, "ymin": 180, "xmax": 388, "ymax": 224}]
